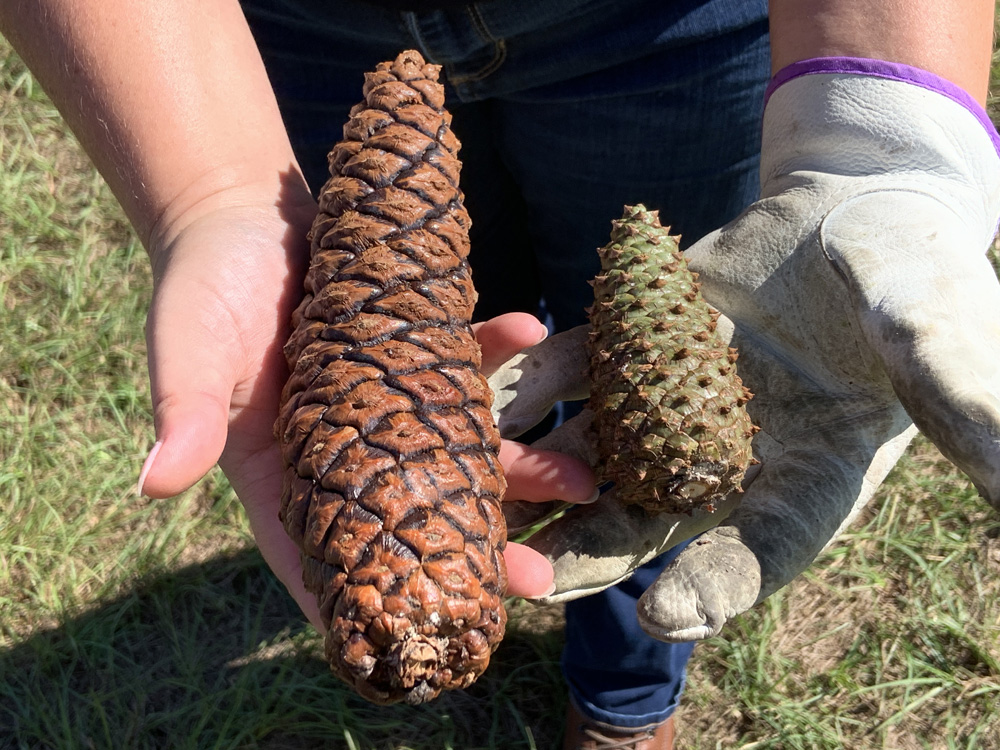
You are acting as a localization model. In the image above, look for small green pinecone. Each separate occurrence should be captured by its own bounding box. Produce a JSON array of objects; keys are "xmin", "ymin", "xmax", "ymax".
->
[{"xmin": 587, "ymin": 204, "xmax": 757, "ymax": 515}]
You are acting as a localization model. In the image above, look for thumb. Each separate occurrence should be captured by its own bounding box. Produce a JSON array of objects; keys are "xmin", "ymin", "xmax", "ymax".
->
[{"xmin": 138, "ymin": 300, "xmax": 235, "ymax": 498}]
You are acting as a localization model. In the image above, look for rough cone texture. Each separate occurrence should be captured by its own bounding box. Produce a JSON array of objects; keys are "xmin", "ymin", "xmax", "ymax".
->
[
  {"xmin": 276, "ymin": 51, "xmax": 507, "ymax": 705},
  {"xmin": 588, "ymin": 205, "xmax": 756, "ymax": 514}
]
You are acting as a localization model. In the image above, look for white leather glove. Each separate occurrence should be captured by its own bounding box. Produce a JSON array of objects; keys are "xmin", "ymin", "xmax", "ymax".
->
[{"xmin": 488, "ymin": 59, "xmax": 1000, "ymax": 641}]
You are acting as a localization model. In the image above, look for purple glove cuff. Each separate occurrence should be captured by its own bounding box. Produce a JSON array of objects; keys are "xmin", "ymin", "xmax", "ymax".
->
[{"xmin": 767, "ymin": 57, "xmax": 1000, "ymax": 158}]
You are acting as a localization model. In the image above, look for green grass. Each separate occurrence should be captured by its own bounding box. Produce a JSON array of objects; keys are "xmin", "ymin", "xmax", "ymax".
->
[{"xmin": 3, "ymin": 27, "xmax": 1000, "ymax": 750}]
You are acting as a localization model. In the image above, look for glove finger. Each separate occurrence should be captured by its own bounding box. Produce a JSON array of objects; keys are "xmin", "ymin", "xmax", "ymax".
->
[
  {"xmin": 488, "ymin": 325, "xmax": 590, "ymax": 439},
  {"xmin": 636, "ymin": 421, "xmax": 917, "ymax": 642},
  {"xmin": 530, "ymin": 488, "xmax": 742, "ymax": 603},
  {"xmin": 821, "ymin": 192, "xmax": 1000, "ymax": 508}
]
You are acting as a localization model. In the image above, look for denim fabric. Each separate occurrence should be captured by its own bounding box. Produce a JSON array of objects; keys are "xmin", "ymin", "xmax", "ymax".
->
[
  {"xmin": 562, "ymin": 547, "xmax": 697, "ymax": 730},
  {"xmin": 240, "ymin": 0, "xmax": 769, "ymax": 728}
]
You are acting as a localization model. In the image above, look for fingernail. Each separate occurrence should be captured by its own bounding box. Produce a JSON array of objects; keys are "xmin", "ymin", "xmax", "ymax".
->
[
  {"xmin": 137, "ymin": 440, "xmax": 163, "ymax": 496},
  {"xmin": 526, "ymin": 582, "xmax": 557, "ymax": 600},
  {"xmin": 577, "ymin": 488, "xmax": 601, "ymax": 505},
  {"xmin": 533, "ymin": 325, "xmax": 550, "ymax": 344}
]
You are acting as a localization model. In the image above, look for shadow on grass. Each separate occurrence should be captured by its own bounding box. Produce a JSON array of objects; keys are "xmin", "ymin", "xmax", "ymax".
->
[{"xmin": 0, "ymin": 549, "xmax": 567, "ymax": 750}]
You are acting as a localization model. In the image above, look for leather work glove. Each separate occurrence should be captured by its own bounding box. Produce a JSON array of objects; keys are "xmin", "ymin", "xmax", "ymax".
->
[{"xmin": 487, "ymin": 58, "xmax": 1000, "ymax": 641}]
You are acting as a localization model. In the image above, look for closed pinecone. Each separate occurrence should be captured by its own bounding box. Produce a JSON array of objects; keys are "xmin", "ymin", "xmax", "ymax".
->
[
  {"xmin": 275, "ymin": 51, "xmax": 507, "ymax": 705},
  {"xmin": 588, "ymin": 205, "xmax": 757, "ymax": 515}
]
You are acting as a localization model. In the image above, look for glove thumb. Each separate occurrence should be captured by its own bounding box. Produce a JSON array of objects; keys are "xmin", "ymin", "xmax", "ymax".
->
[{"xmin": 821, "ymin": 191, "xmax": 1000, "ymax": 507}]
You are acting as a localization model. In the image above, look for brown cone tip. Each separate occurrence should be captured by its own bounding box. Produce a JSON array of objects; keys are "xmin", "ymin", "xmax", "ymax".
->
[{"xmin": 275, "ymin": 50, "xmax": 507, "ymax": 705}]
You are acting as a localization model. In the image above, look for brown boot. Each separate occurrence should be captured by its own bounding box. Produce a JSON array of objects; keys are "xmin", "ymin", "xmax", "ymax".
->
[{"xmin": 562, "ymin": 701, "xmax": 675, "ymax": 750}]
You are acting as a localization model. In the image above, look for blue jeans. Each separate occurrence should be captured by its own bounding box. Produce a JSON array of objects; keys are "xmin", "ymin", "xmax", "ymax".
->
[{"xmin": 241, "ymin": 0, "xmax": 769, "ymax": 728}]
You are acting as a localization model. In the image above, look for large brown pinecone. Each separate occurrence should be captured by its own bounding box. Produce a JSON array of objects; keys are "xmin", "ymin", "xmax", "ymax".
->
[{"xmin": 275, "ymin": 51, "xmax": 508, "ymax": 705}]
